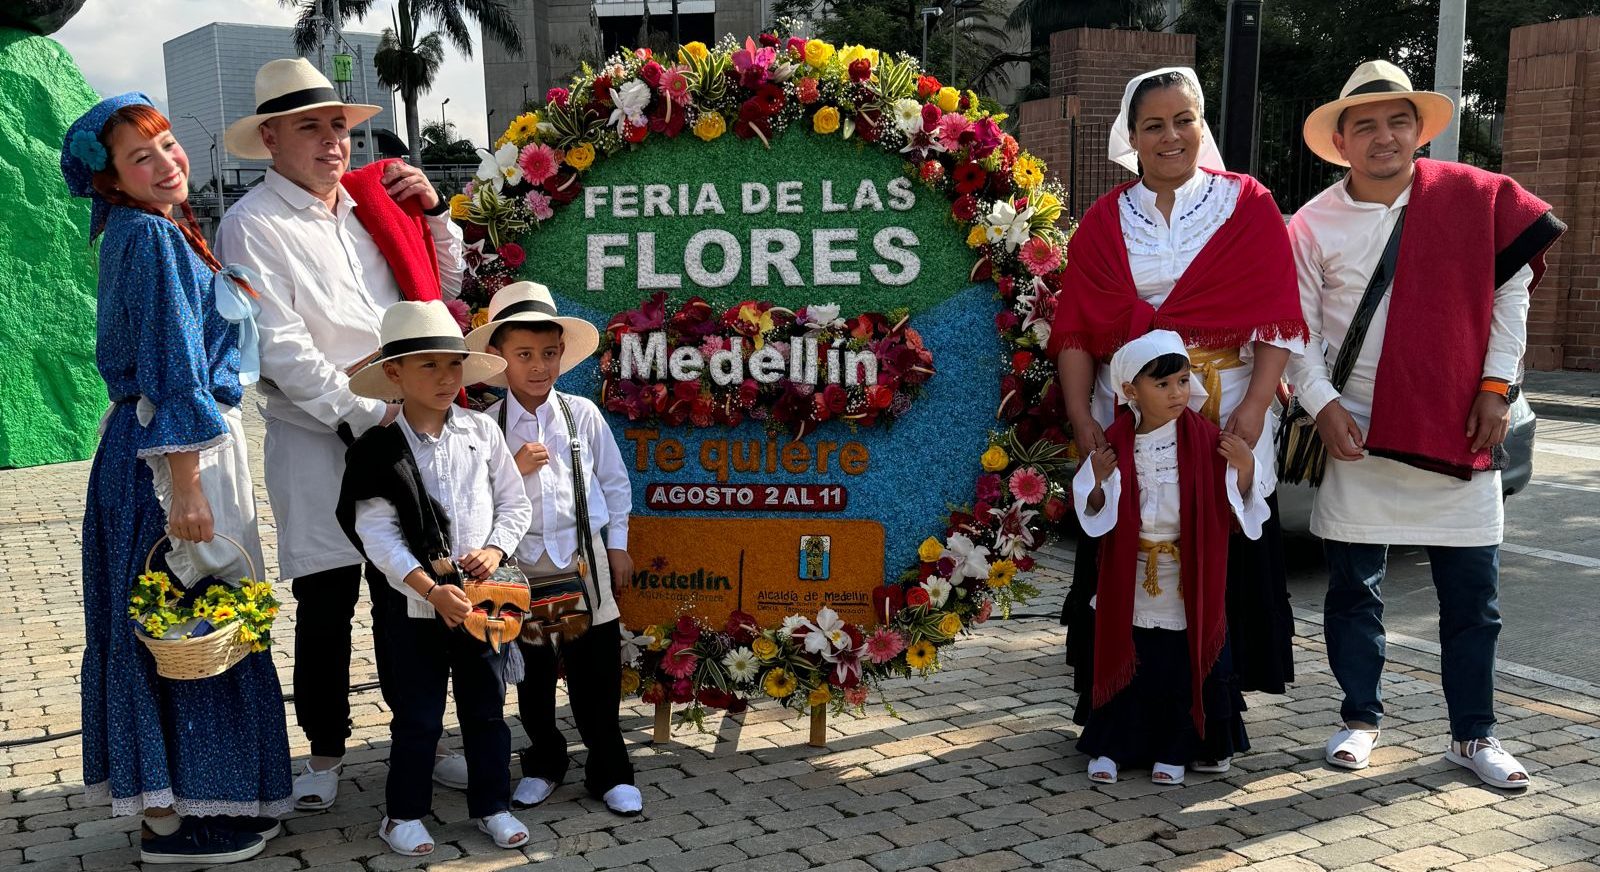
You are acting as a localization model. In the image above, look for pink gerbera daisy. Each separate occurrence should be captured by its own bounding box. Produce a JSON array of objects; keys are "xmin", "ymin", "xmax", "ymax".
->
[
  {"xmin": 517, "ymin": 142, "xmax": 560, "ymax": 186},
  {"xmin": 1019, "ymin": 237, "xmax": 1062, "ymax": 276},
  {"xmin": 865, "ymin": 627, "xmax": 906, "ymax": 664},
  {"xmin": 1009, "ymin": 465, "xmax": 1048, "ymax": 504},
  {"xmin": 523, "ymin": 189, "xmax": 554, "ymax": 221},
  {"xmin": 661, "ymin": 644, "xmax": 698, "ymax": 679}
]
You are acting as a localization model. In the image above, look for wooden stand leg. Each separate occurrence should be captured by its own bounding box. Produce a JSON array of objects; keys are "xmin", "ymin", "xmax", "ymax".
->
[
  {"xmin": 653, "ymin": 700, "xmax": 672, "ymax": 744},
  {"xmin": 808, "ymin": 704, "xmax": 827, "ymax": 748}
]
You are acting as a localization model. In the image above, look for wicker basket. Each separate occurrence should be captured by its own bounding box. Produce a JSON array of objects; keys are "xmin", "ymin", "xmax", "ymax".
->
[{"xmin": 135, "ymin": 534, "xmax": 260, "ymax": 681}]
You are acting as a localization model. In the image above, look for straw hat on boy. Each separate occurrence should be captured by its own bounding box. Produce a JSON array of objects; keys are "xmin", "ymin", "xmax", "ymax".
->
[
  {"xmin": 1302, "ymin": 60, "xmax": 1454, "ymax": 167},
  {"xmin": 349, "ymin": 300, "xmax": 506, "ymax": 400},
  {"xmin": 224, "ymin": 58, "xmax": 382, "ymax": 160},
  {"xmin": 465, "ymin": 281, "xmax": 601, "ymax": 386}
]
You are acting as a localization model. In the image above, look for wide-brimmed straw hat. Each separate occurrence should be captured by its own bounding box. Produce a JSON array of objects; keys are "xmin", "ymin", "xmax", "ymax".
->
[
  {"xmin": 465, "ymin": 281, "xmax": 601, "ymax": 387},
  {"xmin": 349, "ymin": 301, "xmax": 507, "ymax": 400},
  {"xmin": 1303, "ymin": 60, "xmax": 1455, "ymax": 167},
  {"xmin": 224, "ymin": 58, "xmax": 381, "ymax": 160}
]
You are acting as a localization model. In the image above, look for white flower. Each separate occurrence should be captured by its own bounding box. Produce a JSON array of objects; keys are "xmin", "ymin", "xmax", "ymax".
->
[
  {"xmin": 801, "ymin": 606, "xmax": 848, "ymax": 656},
  {"xmin": 722, "ymin": 647, "xmax": 760, "ymax": 682},
  {"xmin": 990, "ymin": 503, "xmax": 1039, "ymax": 560},
  {"xmin": 984, "ymin": 200, "xmax": 1037, "ymax": 252},
  {"xmin": 475, "ymin": 142, "xmax": 522, "ymax": 192},
  {"xmin": 609, "ymin": 79, "xmax": 652, "ymax": 130},
  {"xmin": 942, "ymin": 533, "xmax": 991, "ymax": 582},
  {"xmin": 920, "ymin": 576, "xmax": 953, "ymax": 608},
  {"xmin": 802, "ymin": 303, "xmax": 843, "ymax": 332},
  {"xmin": 618, "ymin": 623, "xmax": 655, "ymax": 668},
  {"xmin": 770, "ymin": 62, "xmax": 798, "ymax": 82},
  {"xmin": 891, "ymin": 97, "xmax": 923, "ymax": 135},
  {"xmin": 780, "ymin": 614, "xmax": 810, "ymax": 638}
]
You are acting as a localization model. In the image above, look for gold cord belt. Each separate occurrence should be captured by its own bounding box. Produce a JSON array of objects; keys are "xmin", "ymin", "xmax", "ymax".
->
[
  {"xmin": 1138, "ymin": 538, "xmax": 1180, "ymax": 597},
  {"xmin": 1187, "ymin": 346, "xmax": 1245, "ymax": 424}
]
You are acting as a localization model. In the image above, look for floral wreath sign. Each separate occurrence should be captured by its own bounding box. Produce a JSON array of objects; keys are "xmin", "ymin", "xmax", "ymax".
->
[{"xmin": 454, "ymin": 32, "xmax": 1071, "ymax": 740}]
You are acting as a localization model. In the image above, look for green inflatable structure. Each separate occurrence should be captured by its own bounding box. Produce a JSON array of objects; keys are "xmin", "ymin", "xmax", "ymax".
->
[{"xmin": 0, "ymin": 24, "xmax": 103, "ymax": 467}]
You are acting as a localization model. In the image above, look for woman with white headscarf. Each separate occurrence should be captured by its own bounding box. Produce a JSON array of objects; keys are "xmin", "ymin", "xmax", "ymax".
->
[{"xmin": 1050, "ymin": 68, "xmax": 1309, "ymax": 743}]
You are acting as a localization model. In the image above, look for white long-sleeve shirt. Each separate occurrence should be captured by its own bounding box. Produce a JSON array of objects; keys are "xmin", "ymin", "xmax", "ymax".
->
[
  {"xmin": 1090, "ymin": 169, "xmax": 1304, "ymax": 496},
  {"xmin": 1286, "ymin": 175, "xmax": 1532, "ymax": 546},
  {"xmin": 1072, "ymin": 418, "xmax": 1268, "ymax": 630},
  {"xmin": 352, "ymin": 407, "xmax": 532, "ymax": 619}
]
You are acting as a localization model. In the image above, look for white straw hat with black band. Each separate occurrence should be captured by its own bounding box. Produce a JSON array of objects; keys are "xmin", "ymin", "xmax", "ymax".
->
[
  {"xmin": 465, "ymin": 281, "xmax": 601, "ymax": 386},
  {"xmin": 349, "ymin": 301, "xmax": 507, "ymax": 401},
  {"xmin": 224, "ymin": 58, "xmax": 382, "ymax": 160},
  {"xmin": 1303, "ymin": 60, "xmax": 1455, "ymax": 167}
]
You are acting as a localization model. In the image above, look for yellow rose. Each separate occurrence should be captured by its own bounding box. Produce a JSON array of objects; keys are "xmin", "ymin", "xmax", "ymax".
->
[
  {"xmin": 449, "ymin": 193, "xmax": 471, "ymax": 220},
  {"xmin": 752, "ymin": 636, "xmax": 779, "ymax": 660},
  {"xmin": 936, "ymin": 86, "xmax": 961, "ymax": 113},
  {"xmin": 804, "ymin": 40, "xmax": 835, "ymax": 68},
  {"xmin": 763, "ymin": 668, "xmax": 798, "ymax": 699},
  {"xmin": 807, "ymin": 686, "xmax": 832, "ymax": 708},
  {"xmin": 620, "ymin": 666, "xmax": 641, "ymax": 695},
  {"xmin": 812, "ymin": 106, "xmax": 840, "ymax": 135},
  {"xmin": 470, "ymin": 309, "xmax": 491, "ymax": 329},
  {"xmin": 837, "ymin": 44, "xmax": 866, "ymax": 67},
  {"xmin": 917, "ymin": 537, "xmax": 944, "ymax": 563},
  {"xmin": 565, "ymin": 141, "xmax": 596, "ymax": 170},
  {"xmin": 980, "ymin": 444, "xmax": 1009, "ymax": 472},
  {"xmin": 966, "ymin": 225, "xmax": 988, "ymax": 248},
  {"xmin": 938, "ymin": 612, "xmax": 964, "ymax": 638},
  {"xmin": 680, "ymin": 41, "xmax": 710, "ymax": 63},
  {"xmin": 1012, "ymin": 155, "xmax": 1044, "ymax": 190},
  {"xmin": 694, "ymin": 112, "xmax": 726, "ymax": 142},
  {"xmin": 905, "ymin": 640, "xmax": 937, "ymax": 670}
]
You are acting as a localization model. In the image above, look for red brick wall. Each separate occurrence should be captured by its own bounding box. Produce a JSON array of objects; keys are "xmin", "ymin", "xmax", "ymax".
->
[
  {"xmin": 1017, "ymin": 28, "xmax": 1195, "ymax": 216},
  {"xmin": 1503, "ymin": 17, "xmax": 1600, "ymax": 371}
]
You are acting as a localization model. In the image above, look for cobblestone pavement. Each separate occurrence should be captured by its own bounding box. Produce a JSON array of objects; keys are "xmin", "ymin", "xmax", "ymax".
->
[{"xmin": 4, "ymin": 403, "xmax": 1600, "ymax": 871}]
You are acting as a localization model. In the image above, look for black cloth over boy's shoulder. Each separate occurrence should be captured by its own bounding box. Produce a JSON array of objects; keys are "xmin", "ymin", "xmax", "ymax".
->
[{"xmin": 335, "ymin": 422, "xmax": 452, "ymax": 581}]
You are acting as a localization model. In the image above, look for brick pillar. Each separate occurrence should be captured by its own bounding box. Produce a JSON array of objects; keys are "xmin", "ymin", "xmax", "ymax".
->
[
  {"xmin": 1503, "ymin": 17, "xmax": 1600, "ymax": 371},
  {"xmin": 1016, "ymin": 28, "xmax": 1195, "ymax": 217}
]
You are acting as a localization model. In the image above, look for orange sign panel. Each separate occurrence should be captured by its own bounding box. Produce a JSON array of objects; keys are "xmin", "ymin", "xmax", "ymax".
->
[{"xmin": 621, "ymin": 518, "xmax": 885, "ymax": 630}]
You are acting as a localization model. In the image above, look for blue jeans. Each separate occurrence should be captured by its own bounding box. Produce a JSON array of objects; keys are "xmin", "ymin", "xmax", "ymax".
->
[{"xmin": 1323, "ymin": 540, "xmax": 1502, "ymax": 741}]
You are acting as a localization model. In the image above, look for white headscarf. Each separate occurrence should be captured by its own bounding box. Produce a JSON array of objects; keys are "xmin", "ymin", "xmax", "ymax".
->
[
  {"xmin": 1108, "ymin": 330, "xmax": 1209, "ymax": 413},
  {"xmin": 1108, "ymin": 66, "xmax": 1227, "ymax": 176}
]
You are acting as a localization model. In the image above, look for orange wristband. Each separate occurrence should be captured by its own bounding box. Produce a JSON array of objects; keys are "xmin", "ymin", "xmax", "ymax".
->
[{"xmin": 1479, "ymin": 380, "xmax": 1510, "ymax": 396}]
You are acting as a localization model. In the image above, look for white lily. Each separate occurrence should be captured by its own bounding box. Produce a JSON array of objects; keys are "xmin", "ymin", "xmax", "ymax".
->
[
  {"xmin": 618, "ymin": 623, "xmax": 656, "ymax": 668},
  {"xmin": 891, "ymin": 97, "xmax": 923, "ymax": 136},
  {"xmin": 475, "ymin": 142, "xmax": 522, "ymax": 192},
  {"xmin": 722, "ymin": 647, "xmax": 761, "ymax": 682},
  {"xmin": 942, "ymin": 533, "xmax": 991, "ymax": 583},
  {"xmin": 801, "ymin": 606, "xmax": 848, "ymax": 655},
  {"xmin": 609, "ymin": 79, "xmax": 652, "ymax": 130},
  {"xmin": 984, "ymin": 200, "xmax": 1037, "ymax": 252},
  {"xmin": 920, "ymin": 576, "xmax": 953, "ymax": 608}
]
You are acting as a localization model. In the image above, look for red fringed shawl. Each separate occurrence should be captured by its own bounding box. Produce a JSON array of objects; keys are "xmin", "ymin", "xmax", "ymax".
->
[
  {"xmin": 342, "ymin": 159, "xmax": 443, "ymax": 303},
  {"xmin": 1365, "ymin": 159, "xmax": 1565, "ymax": 480},
  {"xmin": 1091, "ymin": 408, "xmax": 1231, "ymax": 734},
  {"xmin": 1049, "ymin": 170, "xmax": 1308, "ymax": 360}
]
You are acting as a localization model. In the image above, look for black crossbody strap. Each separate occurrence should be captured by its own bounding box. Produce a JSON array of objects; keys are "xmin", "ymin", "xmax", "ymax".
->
[{"xmin": 1329, "ymin": 207, "xmax": 1407, "ymax": 392}]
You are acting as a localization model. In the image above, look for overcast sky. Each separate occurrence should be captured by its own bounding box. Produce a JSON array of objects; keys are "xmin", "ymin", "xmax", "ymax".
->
[{"xmin": 54, "ymin": 0, "xmax": 490, "ymax": 147}]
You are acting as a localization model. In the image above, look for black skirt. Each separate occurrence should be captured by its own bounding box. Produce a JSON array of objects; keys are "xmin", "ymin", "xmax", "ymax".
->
[{"xmin": 1076, "ymin": 626, "xmax": 1250, "ymax": 768}]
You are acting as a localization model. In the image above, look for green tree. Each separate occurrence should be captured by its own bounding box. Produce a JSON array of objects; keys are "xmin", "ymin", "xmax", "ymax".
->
[
  {"xmin": 280, "ymin": 0, "xmax": 378, "ymax": 56},
  {"xmin": 420, "ymin": 120, "xmax": 479, "ymax": 163}
]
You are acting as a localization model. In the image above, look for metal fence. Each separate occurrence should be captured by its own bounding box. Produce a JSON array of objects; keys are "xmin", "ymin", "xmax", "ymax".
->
[{"xmin": 1065, "ymin": 117, "xmax": 1135, "ymax": 219}]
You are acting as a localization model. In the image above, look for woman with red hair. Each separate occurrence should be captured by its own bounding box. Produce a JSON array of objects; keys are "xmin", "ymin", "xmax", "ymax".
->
[{"xmin": 63, "ymin": 93, "xmax": 291, "ymax": 865}]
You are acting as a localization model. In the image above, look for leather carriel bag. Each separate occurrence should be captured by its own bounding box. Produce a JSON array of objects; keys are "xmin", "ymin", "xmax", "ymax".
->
[{"xmin": 1278, "ymin": 207, "xmax": 1407, "ymax": 486}]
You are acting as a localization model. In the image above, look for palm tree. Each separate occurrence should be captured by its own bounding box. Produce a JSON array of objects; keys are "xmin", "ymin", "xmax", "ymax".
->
[
  {"xmin": 279, "ymin": 0, "xmax": 378, "ymax": 59},
  {"xmin": 373, "ymin": 0, "xmax": 524, "ymax": 164}
]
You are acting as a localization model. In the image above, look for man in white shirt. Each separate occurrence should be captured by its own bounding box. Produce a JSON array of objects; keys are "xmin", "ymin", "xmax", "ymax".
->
[
  {"xmin": 1287, "ymin": 62, "xmax": 1563, "ymax": 790},
  {"xmin": 215, "ymin": 58, "xmax": 468, "ymax": 809}
]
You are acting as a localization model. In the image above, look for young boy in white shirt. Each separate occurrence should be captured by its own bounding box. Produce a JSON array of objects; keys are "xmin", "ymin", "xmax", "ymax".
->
[
  {"xmin": 466, "ymin": 282, "xmax": 642, "ymax": 817},
  {"xmin": 336, "ymin": 300, "xmax": 533, "ymax": 855}
]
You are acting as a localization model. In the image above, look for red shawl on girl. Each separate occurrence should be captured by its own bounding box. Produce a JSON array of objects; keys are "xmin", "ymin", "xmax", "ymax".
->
[
  {"xmin": 1365, "ymin": 159, "xmax": 1565, "ymax": 480},
  {"xmin": 1049, "ymin": 170, "xmax": 1308, "ymax": 360},
  {"xmin": 341, "ymin": 159, "xmax": 443, "ymax": 303},
  {"xmin": 1092, "ymin": 407, "xmax": 1231, "ymax": 734}
]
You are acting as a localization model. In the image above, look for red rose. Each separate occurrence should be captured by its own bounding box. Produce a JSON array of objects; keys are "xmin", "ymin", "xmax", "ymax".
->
[
  {"xmin": 546, "ymin": 87, "xmax": 569, "ymax": 107},
  {"xmin": 1012, "ymin": 351, "xmax": 1034, "ymax": 375},
  {"xmin": 848, "ymin": 58, "xmax": 871, "ymax": 82},
  {"xmin": 672, "ymin": 614, "xmax": 700, "ymax": 645},
  {"xmin": 995, "ymin": 310, "xmax": 1019, "ymax": 331},
  {"xmin": 905, "ymin": 587, "xmax": 931, "ymax": 608},
  {"xmin": 951, "ymin": 194, "xmax": 978, "ymax": 222},
  {"xmin": 641, "ymin": 682, "xmax": 664, "ymax": 704},
  {"xmin": 917, "ymin": 75, "xmax": 941, "ymax": 98},
  {"xmin": 787, "ymin": 37, "xmax": 807, "ymax": 57},
  {"xmin": 498, "ymin": 242, "xmax": 526, "ymax": 269},
  {"xmin": 920, "ymin": 103, "xmax": 942, "ymax": 130},
  {"xmin": 823, "ymin": 383, "xmax": 848, "ymax": 414},
  {"xmin": 640, "ymin": 61, "xmax": 664, "ymax": 87},
  {"xmin": 867, "ymin": 384, "xmax": 894, "ymax": 409},
  {"xmin": 1016, "ymin": 556, "xmax": 1036, "ymax": 572},
  {"xmin": 1043, "ymin": 495, "xmax": 1068, "ymax": 523},
  {"xmin": 669, "ymin": 679, "xmax": 695, "ymax": 703},
  {"xmin": 759, "ymin": 32, "xmax": 780, "ymax": 47}
]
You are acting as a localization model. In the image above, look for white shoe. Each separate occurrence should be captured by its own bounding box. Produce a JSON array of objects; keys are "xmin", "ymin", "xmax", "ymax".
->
[
  {"xmin": 477, "ymin": 811, "xmax": 529, "ymax": 849},
  {"xmin": 1151, "ymin": 762, "xmax": 1186, "ymax": 785},
  {"xmin": 602, "ymin": 784, "xmax": 643, "ymax": 816},
  {"xmin": 1087, "ymin": 756, "xmax": 1118, "ymax": 785},
  {"xmin": 512, "ymin": 777, "xmax": 556, "ymax": 809},
  {"xmin": 432, "ymin": 751, "xmax": 469, "ymax": 790},
  {"xmin": 1325, "ymin": 726, "xmax": 1380, "ymax": 770},
  {"xmin": 292, "ymin": 762, "xmax": 341, "ymax": 811},
  {"xmin": 1445, "ymin": 737, "xmax": 1531, "ymax": 789},
  {"xmin": 377, "ymin": 817, "xmax": 434, "ymax": 857}
]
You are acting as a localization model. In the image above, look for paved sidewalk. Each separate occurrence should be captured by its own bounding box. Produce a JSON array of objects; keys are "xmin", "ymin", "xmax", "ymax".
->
[
  {"xmin": 3, "ymin": 407, "xmax": 1600, "ymax": 871},
  {"xmin": 1524, "ymin": 370, "xmax": 1600, "ymax": 423}
]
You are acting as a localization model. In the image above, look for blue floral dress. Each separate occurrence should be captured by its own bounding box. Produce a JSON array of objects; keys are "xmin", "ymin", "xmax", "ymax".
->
[{"xmin": 81, "ymin": 206, "xmax": 292, "ymax": 817}]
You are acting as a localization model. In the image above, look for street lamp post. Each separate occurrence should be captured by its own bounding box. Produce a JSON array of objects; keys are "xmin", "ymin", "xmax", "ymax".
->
[
  {"xmin": 180, "ymin": 113, "xmax": 222, "ymax": 221},
  {"xmin": 441, "ymin": 97, "xmax": 450, "ymax": 130},
  {"xmin": 919, "ymin": 7, "xmax": 942, "ymax": 67},
  {"xmin": 950, "ymin": 0, "xmax": 982, "ymax": 86}
]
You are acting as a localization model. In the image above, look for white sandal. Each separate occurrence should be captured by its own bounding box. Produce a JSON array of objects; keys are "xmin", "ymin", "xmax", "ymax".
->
[
  {"xmin": 292, "ymin": 762, "xmax": 341, "ymax": 811},
  {"xmin": 433, "ymin": 751, "xmax": 469, "ymax": 790},
  {"xmin": 1192, "ymin": 756, "xmax": 1232, "ymax": 774},
  {"xmin": 1325, "ymin": 727, "xmax": 1380, "ymax": 770},
  {"xmin": 1445, "ymin": 737, "xmax": 1530, "ymax": 789},
  {"xmin": 1087, "ymin": 756, "xmax": 1118, "ymax": 784},
  {"xmin": 513, "ymin": 777, "xmax": 557, "ymax": 809},
  {"xmin": 378, "ymin": 817, "xmax": 434, "ymax": 857},
  {"xmin": 477, "ymin": 811, "xmax": 529, "ymax": 848},
  {"xmin": 1152, "ymin": 762, "xmax": 1186, "ymax": 785}
]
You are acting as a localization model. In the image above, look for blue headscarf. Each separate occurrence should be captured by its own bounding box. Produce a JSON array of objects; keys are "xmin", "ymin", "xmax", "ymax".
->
[{"xmin": 60, "ymin": 92, "xmax": 157, "ymax": 242}]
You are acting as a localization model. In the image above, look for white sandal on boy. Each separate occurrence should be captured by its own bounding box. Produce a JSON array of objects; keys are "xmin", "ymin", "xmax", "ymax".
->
[
  {"xmin": 292, "ymin": 762, "xmax": 341, "ymax": 811},
  {"xmin": 378, "ymin": 817, "xmax": 434, "ymax": 857},
  {"xmin": 432, "ymin": 751, "xmax": 470, "ymax": 790},
  {"xmin": 1445, "ymin": 737, "xmax": 1530, "ymax": 789},
  {"xmin": 1191, "ymin": 757, "xmax": 1232, "ymax": 774},
  {"xmin": 1087, "ymin": 756, "xmax": 1118, "ymax": 784},
  {"xmin": 602, "ymin": 784, "xmax": 644, "ymax": 816},
  {"xmin": 1325, "ymin": 726, "xmax": 1380, "ymax": 770},
  {"xmin": 513, "ymin": 776, "xmax": 557, "ymax": 809},
  {"xmin": 1151, "ymin": 762, "xmax": 1186, "ymax": 785},
  {"xmin": 478, "ymin": 811, "xmax": 530, "ymax": 848}
]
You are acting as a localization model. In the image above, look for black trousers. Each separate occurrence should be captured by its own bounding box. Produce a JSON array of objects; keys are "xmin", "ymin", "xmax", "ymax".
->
[
  {"xmin": 373, "ymin": 580, "xmax": 511, "ymax": 820},
  {"xmin": 291, "ymin": 563, "xmax": 391, "ymax": 758},
  {"xmin": 517, "ymin": 619, "xmax": 634, "ymax": 797}
]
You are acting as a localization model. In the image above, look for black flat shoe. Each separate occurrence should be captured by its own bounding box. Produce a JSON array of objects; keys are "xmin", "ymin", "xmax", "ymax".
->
[
  {"xmin": 140, "ymin": 818, "xmax": 265, "ymax": 865},
  {"xmin": 211, "ymin": 814, "xmax": 282, "ymax": 841}
]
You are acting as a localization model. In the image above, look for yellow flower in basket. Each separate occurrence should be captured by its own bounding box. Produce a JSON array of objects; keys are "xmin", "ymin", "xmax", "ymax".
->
[
  {"xmin": 812, "ymin": 106, "xmax": 840, "ymax": 135},
  {"xmin": 210, "ymin": 604, "xmax": 238, "ymax": 623},
  {"xmin": 565, "ymin": 141, "xmax": 596, "ymax": 171},
  {"xmin": 763, "ymin": 668, "xmax": 798, "ymax": 699},
  {"xmin": 807, "ymin": 685, "xmax": 832, "ymax": 708},
  {"xmin": 804, "ymin": 40, "xmax": 835, "ymax": 68},
  {"xmin": 917, "ymin": 537, "xmax": 944, "ymax": 563},
  {"xmin": 988, "ymin": 559, "xmax": 1018, "ymax": 589},
  {"xmin": 680, "ymin": 41, "xmax": 710, "ymax": 63},
  {"xmin": 980, "ymin": 444, "xmax": 1009, "ymax": 472},
  {"xmin": 937, "ymin": 612, "xmax": 964, "ymax": 638},
  {"xmin": 752, "ymin": 636, "xmax": 779, "ymax": 661},
  {"xmin": 905, "ymin": 640, "xmax": 937, "ymax": 670}
]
